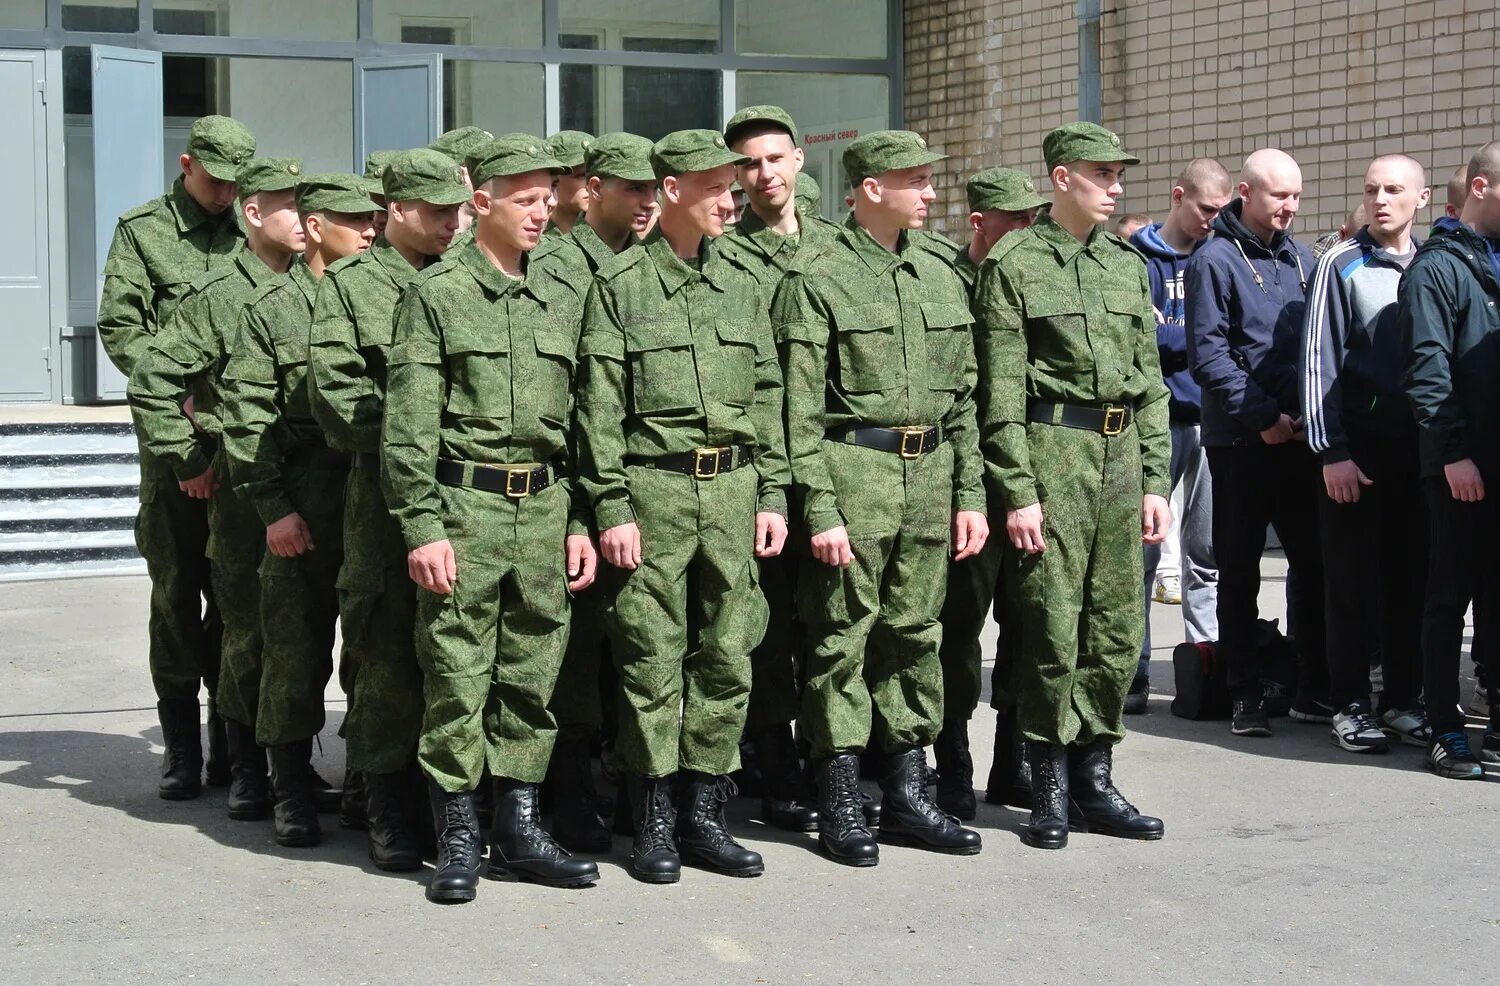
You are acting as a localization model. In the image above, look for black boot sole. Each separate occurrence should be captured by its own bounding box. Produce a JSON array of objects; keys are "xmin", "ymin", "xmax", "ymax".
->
[
  {"xmin": 819, "ymin": 842, "xmax": 880, "ymax": 867},
  {"xmin": 628, "ymin": 866, "xmax": 681, "ymax": 884},
  {"xmin": 680, "ymin": 852, "xmax": 764, "ymax": 878},
  {"xmin": 370, "ymin": 850, "xmax": 424, "ymax": 872},
  {"xmin": 1020, "ymin": 829, "xmax": 1068, "ymax": 850},
  {"xmin": 1076, "ymin": 823, "xmax": 1164, "ymax": 841},
  {"xmin": 226, "ymin": 802, "xmax": 270, "ymax": 821},
  {"xmin": 158, "ymin": 784, "xmax": 202, "ymax": 801},
  {"xmin": 275, "ymin": 831, "xmax": 321, "ymax": 848},
  {"xmin": 877, "ymin": 826, "xmax": 982, "ymax": 855},
  {"xmin": 486, "ymin": 864, "xmax": 598, "ymax": 887},
  {"xmin": 426, "ymin": 883, "xmax": 478, "ymax": 904}
]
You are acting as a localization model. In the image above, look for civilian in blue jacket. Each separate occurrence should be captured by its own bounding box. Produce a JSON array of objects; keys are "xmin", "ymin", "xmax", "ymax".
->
[
  {"xmin": 1398, "ymin": 141, "xmax": 1500, "ymax": 778},
  {"xmin": 1127, "ymin": 158, "xmax": 1232, "ymax": 714},
  {"xmin": 1185, "ymin": 148, "xmax": 1329, "ymax": 738},
  {"xmin": 1300, "ymin": 154, "xmax": 1430, "ymax": 755}
]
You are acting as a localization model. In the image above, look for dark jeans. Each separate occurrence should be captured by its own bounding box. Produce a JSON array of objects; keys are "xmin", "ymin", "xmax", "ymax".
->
[
  {"xmin": 1422, "ymin": 474, "xmax": 1500, "ymax": 735},
  {"xmin": 1318, "ymin": 430, "xmax": 1427, "ymax": 711},
  {"xmin": 1206, "ymin": 442, "xmax": 1328, "ymax": 701}
]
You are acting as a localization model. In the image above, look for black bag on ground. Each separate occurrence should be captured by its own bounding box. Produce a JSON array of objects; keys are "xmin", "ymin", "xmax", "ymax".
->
[
  {"xmin": 1256, "ymin": 618, "xmax": 1297, "ymax": 717},
  {"xmin": 1171, "ymin": 642, "xmax": 1230, "ymax": 720}
]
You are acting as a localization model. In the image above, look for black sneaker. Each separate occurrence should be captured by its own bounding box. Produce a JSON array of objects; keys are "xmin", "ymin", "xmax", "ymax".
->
[
  {"xmin": 1481, "ymin": 728, "xmax": 1499, "ymax": 766},
  {"xmin": 1231, "ymin": 694, "xmax": 1271, "ymax": 737},
  {"xmin": 1288, "ymin": 695, "xmax": 1335, "ymax": 724},
  {"xmin": 1427, "ymin": 731, "xmax": 1484, "ymax": 780},
  {"xmin": 1123, "ymin": 677, "xmax": 1149, "ymax": 716}
]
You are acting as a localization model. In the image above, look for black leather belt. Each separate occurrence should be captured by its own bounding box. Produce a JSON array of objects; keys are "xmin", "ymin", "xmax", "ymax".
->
[
  {"xmin": 352, "ymin": 450, "xmax": 380, "ymax": 471},
  {"xmin": 435, "ymin": 459, "xmax": 556, "ymax": 498},
  {"xmin": 628, "ymin": 444, "xmax": 753, "ymax": 479},
  {"xmin": 827, "ymin": 425, "xmax": 943, "ymax": 459},
  {"xmin": 288, "ymin": 446, "xmax": 351, "ymax": 470},
  {"xmin": 1027, "ymin": 401, "xmax": 1133, "ymax": 436}
]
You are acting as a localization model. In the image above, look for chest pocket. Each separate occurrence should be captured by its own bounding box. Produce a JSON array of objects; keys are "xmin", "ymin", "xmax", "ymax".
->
[
  {"xmin": 833, "ymin": 302, "xmax": 901, "ymax": 393},
  {"xmin": 151, "ymin": 279, "xmax": 195, "ymax": 327},
  {"xmin": 1024, "ymin": 295, "xmax": 1088, "ymax": 378},
  {"xmin": 443, "ymin": 321, "xmax": 511, "ymax": 419},
  {"xmin": 625, "ymin": 320, "xmax": 699, "ymax": 414},
  {"xmin": 532, "ymin": 326, "xmax": 577, "ymax": 424},
  {"xmin": 709, "ymin": 319, "xmax": 757, "ymax": 408},
  {"xmin": 921, "ymin": 301, "xmax": 973, "ymax": 391}
]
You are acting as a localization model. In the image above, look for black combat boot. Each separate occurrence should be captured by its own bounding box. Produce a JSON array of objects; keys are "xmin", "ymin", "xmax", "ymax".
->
[
  {"xmin": 756, "ymin": 725, "xmax": 820, "ymax": 832},
  {"xmin": 627, "ymin": 774, "xmax": 681, "ymax": 884},
  {"xmin": 268, "ymin": 739, "xmax": 321, "ymax": 847},
  {"xmin": 340, "ymin": 768, "xmax": 368, "ymax": 830},
  {"xmin": 156, "ymin": 698, "xmax": 203, "ymax": 800},
  {"xmin": 933, "ymin": 718, "xmax": 977, "ymax": 820},
  {"xmin": 488, "ymin": 777, "xmax": 600, "ymax": 887},
  {"xmin": 815, "ymin": 754, "xmax": 879, "ymax": 867},
  {"xmin": 364, "ymin": 771, "xmax": 423, "ymax": 871},
  {"xmin": 427, "ymin": 783, "xmax": 482, "ymax": 904},
  {"xmin": 1067, "ymin": 740, "xmax": 1164, "ymax": 840},
  {"xmin": 677, "ymin": 772, "xmax": 764, "ymax": 877},
  {"xmin": 224, "ymin": 718, "xmax": 269, "ymax": 820},
  {"xmin": 983, "ymin": 707, "xmax": 1032, "ymax": 809},
  {"xmin": 1022, "ymin": 742, "xmax": 1069, "ymax": 850},
  {"xmin": 545, "ymin": 735, "xmax": 611, "ymax": 853},
  {"xmin": 309, "ymin": 767, "xmax": 345, "ymax": 815},
  {"xmin": 877, "ymin": 747, "xmax": 982, "ymax": 855},
  {"xmin": 204, "ymin": 696, "xmax": 230, "ymax": 787}
]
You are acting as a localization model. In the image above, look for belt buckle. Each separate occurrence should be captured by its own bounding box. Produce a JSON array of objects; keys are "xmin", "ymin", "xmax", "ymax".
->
[
  {"xmin": 694, "ymin": 447, "xmax": 724, "ymax": 480},
  {"xmin": 504, "ymin": 466, "xmax": 532, "ymax": 499},
  {"xmin": 897, "ymin": 427, "xmax": 927, "ymax": 459},
  {"xmin": 1102, "ymin": 406, "xmax": 1126, "ymax": 437}
]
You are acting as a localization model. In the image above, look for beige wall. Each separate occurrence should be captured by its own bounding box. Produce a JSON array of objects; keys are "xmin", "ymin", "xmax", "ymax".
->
[{"xmin": 906, "ymin": 0, "xmax": 1497, "ymax": 241}]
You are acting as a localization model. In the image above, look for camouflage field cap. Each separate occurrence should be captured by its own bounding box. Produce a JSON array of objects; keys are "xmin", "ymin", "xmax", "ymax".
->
[
  {"xmin": 724, "ymin": 105, "xmax": 800, "ymax": 147},
  {"xmin": 1042, "ymin": 121, "xmax": 1140, "ymax": 170},
  {"xmin": 429, "ymin": 126, "xmax": 494, "ymax": 164},
  {"xmin": 794, "ymin": 172, "xmax": 822, "ymax": 215},
  {"xmin": 467, "ymin": 133, "xmax": 569, "ymax": 186},
  {"xmin": 544, "ymin": 130, "xmax": 595, "ymax": 169},
  {"xmin": 362, "ymin": 150, "xmax": 402, "ymax": 201},
  {"xmin": 187, "ymin": 115, "xmax": 256, "ymax": 181},
  {"xmin": 234, "ymin": 157, "xmax": 302, "ymax": 199},
  {"xmin": 585, "ymin": 132, "xmax": 656, "ymax": 182},
  {"xmin": 842, "ymin": 130, "xmax": 945, "ymax": 185},
  {"xmin": 651, "ymin": 130, "xmax": 749, "ymax": 180},
  {"xmin": 383, "ymin": 148, "xmax": 472, "ymax": 206},
  {"xmin": 967, "ymin": 167, "xmax": 1047, "ymax": 213},
  {"xmin": 296, "ymin": 173, "xmax": 382, "ymax": 215}
]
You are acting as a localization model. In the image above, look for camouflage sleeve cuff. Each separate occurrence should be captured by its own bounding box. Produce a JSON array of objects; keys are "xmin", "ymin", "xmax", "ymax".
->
[
  {"xmin": 755, "ymin": 489, "xmax": 788, "ymax": 519},
  {"xmin": 594, "ymin": 497, "xmax": 637, "ymax": 533},
  {"xmin": 566, "ymin": 511, "xmax": 591, "ymax": 538},
  {"xmin": 1000, "ymin": 482, "xmax": 1039, "ymax": 512},
  {"xmin": 170, "ymin": 446, "xmax": 213, "ymax": 483},
  {"xmin": 1144, "ymin": 479, "xmax": 1172, "ymax": 501},
  {"xmin": 806, "ymin": 506, "xmax": 844, "ymax": 538},
  {"xmin": 954, "ymin": 489, "xmax": 987, "ymax": 515},
  {"xmin": 402, "ymin": 516, "xmax": 448, "ymax": 554},
  {"xmin": 254, "ymin": 496, "xmax": 297, "ymax": 529}
]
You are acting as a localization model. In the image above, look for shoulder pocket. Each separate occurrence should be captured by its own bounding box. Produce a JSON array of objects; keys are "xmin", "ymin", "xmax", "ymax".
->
[
  {"xmin": 625, "ymin": 318, "xmax": 698, "ymax": 413},
  {"xmin": 832, "ymin": 302, "xmax": 901, "ymax": 393}
]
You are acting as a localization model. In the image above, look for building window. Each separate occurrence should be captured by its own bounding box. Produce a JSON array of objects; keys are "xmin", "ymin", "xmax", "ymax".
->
[
  {"xmin": 372, "ymin": 0, "xmax": 542, "ymax": 49},
  {"xmin": 154, "ymin": 0, "xmax": 358, "ymax": 42},
  {"xmin": 735, "ymin": 0, "xmax": 888, "ymax": 58},
  {"xmin": 560, "ymin": 0, "xmax": 720, "ymax": 54},
  {"xmin": 401, "ymin": 22, "xmax": 463, "ymax": 133}
]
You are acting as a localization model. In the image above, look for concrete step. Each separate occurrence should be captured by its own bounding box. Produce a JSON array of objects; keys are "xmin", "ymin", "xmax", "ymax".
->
[
  {"xmin": 0, "ymin": 528, "xmax": 136, "ymax": 552},
  {"xmin": 0, "ymin": 551, "xmax": 146, "ymax": 582},
  {"xmin": 0, "ymin": 462, "xmax": 140, "ymax": 491},
  {"xmin": 0, "ymin": 431, "xmax": 138, "ymax": 457},
  {"xmin": 0, "ymin": 496, "xmax": 137, "ymax": 533}
]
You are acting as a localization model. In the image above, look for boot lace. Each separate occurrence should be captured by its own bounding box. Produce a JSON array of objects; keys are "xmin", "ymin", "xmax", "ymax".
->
[
  {"xmin": 637, "ymin": 785, "xmax": 677, "ymax": 853},
  {"xmin": 515, "ymin": 785, "xmax": 571, "ymax": 860},
  {"xmin": 690, "ymin": 777, "xmax": 738, "ymax": 849},
  {"xmin": 825, "ymin": 760, "xmax": 871, "ymax": 836}
]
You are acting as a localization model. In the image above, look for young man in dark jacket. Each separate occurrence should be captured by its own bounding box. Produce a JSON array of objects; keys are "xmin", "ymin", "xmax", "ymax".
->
[
  {"xmin": 1128, "ymin": 158, "xmax": 1232, "ymax": 712},
  {"xmin": 1300, "ymin": 155, "xmax": 1430, "ymax": 755},
  {"xmin": 1398, "ymin": 140, "xmax": 1500, "ymax": 777},
  {"xmin": 1186, "ymin": 148, "xmax": 1329, "ymax": 737}
]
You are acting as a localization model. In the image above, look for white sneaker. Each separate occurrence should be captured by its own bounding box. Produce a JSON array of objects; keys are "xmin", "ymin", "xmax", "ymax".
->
[
  {"xmin": 1379, "ymin": 706, "xmax": 1431, "ymax": 747},
  {"xmin": 1470, "ymin": 681, "xmax": 1492, "ymax": 718},
  {"xmin": 1153, "ymin": 574, "xmax": 1182, "ymax": 605},
  {"xmin": 1331, "ymin": 703, "xmax": 1389, "ymax": 753}
]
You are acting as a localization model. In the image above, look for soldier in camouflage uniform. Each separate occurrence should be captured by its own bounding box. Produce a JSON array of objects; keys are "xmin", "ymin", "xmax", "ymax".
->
[
  {"xmin": 716, "ymin": 106, "xmax": 844, "ymax": 834},
  {"xmin": 577, "ymin": 129, "xmax": 788, "ymax": 885},
  {"xmin": 772, "ymin": 130, "xmax": 988, "ymax": 867},
  {"xmin": 430, "ymin": 126, "xmax": 492, "ymax": 240},
  {"xmin": 924, "ymin": 168, "xmax": 1044, "ymax": 820},
  {"xmin": 308, "ymin": 149, "xmax": 467, "ymax": 851},
  {"xmin": 384, "ymin": 134, "xmax": 601, "ymax": 904},
  {"xmin": 975, "ymin": 122, "xmax": 1170, "ymax": 850},
  {"xmin": 103, "ymin": 115, "xmax": 254, "ymax": 798},
  {"xmin": 221, "ymin": 174, "xmax": 380, "ymax": 849},
  {"xmin": 529, "ymin": 131, "xmax": 658, "ymax": 854},
  {"xmin": 794, "ymin": 172, "xmax": 823, "ymax": 220},
  {"xmin": 125, "ymin": 153, "xmax": 298, "ymax": 808},
  {"xmin": 363, "ymin": 150, "xmax": 401, "ymax": 238},
  {"xmin": 544, "ymin": 130, "xmax": 596, "ymax": 238}
]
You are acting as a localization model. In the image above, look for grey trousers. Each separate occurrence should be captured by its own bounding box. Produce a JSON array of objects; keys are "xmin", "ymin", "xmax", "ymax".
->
[{"xmin": 1141, "ymin": 420, "xmax": 1218, "ymax": 674}]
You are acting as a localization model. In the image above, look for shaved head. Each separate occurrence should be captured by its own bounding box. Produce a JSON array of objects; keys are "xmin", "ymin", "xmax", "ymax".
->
[
  {"xmin": 1447, "ymin": 164, "xmax": 1469, "ymax": 216},
  {"xmin": 1462, "ymin": 140, "xmax": 1500, "ymax": 236},
  {"xmin": 1237, "ymin": 148, "xmax": 1303, "ymax": 240},
  {"xmin": 1178, "ymin": 157, "xmax": 1231, "ymax": 197},
  {"xmin": 1368, "ymin": 153, "xmax": 1425, "ymax": 188},
  {"xmin": 1239, "ymin": 148, "xmax": 1301, "ymax": 189},
  {"xmin": 1466, "ymin": 140, "xmax": 1500, "ymax": 190}
]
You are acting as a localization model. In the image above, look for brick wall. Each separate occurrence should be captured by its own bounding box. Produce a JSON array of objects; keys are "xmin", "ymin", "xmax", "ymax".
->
[{"xmin": 903, "ymin": 0, "xmax": 1498, "ymax": 241}]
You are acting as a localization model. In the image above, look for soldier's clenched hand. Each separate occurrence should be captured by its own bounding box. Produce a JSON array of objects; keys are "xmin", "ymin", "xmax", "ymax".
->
[
  {"xmin": 952, "ymin": 510, "xmax": 989, "ymax": 561},
  {"xmin": 811, "ymin": 525, "xmax": 854, "ymax": 567},
  {"xmin": 409, "ymin": 539, "xmax": 458, "ymax": 595},
  {"xmin": 1141, "ymin": 494, "xmax": 1172, "ymax": 545},
  {"xmin": 178, "ymin": 465, "xmax": 218, "ymax": 500},
  {"xmin": 266, "ymin": 512, "xmax": 314, "ymax": 557},
  {"xmin": 566, "ymin": 534, "xmax": 598, "ymax": 592},
  {"xmin": 1006, "ymin": 504, "xmax": 1046, "ymax": 554},
  {"xmin": 600, "ymin": 522, "xmax": 642, "ymax": 570},
  {"xmin": 754, "ymin": 512, "xmax": 788, "ymax": 559}
]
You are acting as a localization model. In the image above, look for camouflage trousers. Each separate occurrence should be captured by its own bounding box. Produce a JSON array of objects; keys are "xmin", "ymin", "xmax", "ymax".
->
[
  {"xmin": 255, "ymin": 461, "xmax": 348, "ymax": 747},
  {"xmin": 133, "ymin": 450, "xmax": 222, "ymax": 704},
  {"xmin": 549, "ymin": 588, "xmax": 606, "ymax": 744},
  {"xmin": 208, "ymin": 464, "xmax": 268, "ymax": 728},
  {"xmin": 799, "ymin": 440, "xmax": 952, "ymax": 761},
  {"xmin": 417, "ymin": 479, "xmax": 571, "ymax": 793},
  {"xmin": 1007, "ymin": 421, "xmax": 1145, "ymax": 746},
  {"xmin": 606, "ymin": 463, "xmax": 766, "ymax": 779},
  {"xmin": 339, "ymin": 463, "xmax": 422, "ymax": 775}
]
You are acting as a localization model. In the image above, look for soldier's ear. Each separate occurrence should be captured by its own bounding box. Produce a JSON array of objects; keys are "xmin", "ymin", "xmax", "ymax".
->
[
  {"xmin": 587, "ymin": 176, "xmax": 604, "ymax": 203},
  {"xmin": 661, "ymin": 174, "xmax": 680, "ymax": 205},
  {"xmin": 1050, "ymin": 164, "xmax": 1070, "ymax": 193},
  {"xmin": 179, "ymin": 154, "xmax": 194, "ymax": 178},
  {"xmin": 241, "ymin": 196, "xmax": 262, "ymax": 229}
]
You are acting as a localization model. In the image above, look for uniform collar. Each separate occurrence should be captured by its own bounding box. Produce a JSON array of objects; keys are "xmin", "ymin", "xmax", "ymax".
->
[
  {"xmin": 234, "ymin": 246, "xmax": 282, "ymax": 288},
  {"xmin": 369, "ymin": 237, "xmax": 424, "ymax": 284},
  {"xmin": 731, "ymin": 208, "xmax": 799, "ymax": 263},
  {"xmin": 1030, "ymin": 212, "xmax": 1106, "ymax": 265},
  {"xmin": 456, "ymin": 239, "xmax": 538, "ymax": 300},
  {"xmin": 286, "ymin": 256, "xmax": 320, "ymax": 303},
  {"xmin": 644, "ymin": 230, "xmax": 725, "ymax": 296},
  {"xmin": 571, "ymin": 220, "xmax": 625, "ymax": 271},
  {"xmin": 839, "ymin": 214, "xmax": 915, "ymax": 277},
  {"xmin": 168, "ymin": 176, "xmax": 218, "ymax": 234}
]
